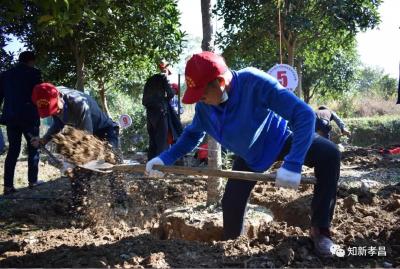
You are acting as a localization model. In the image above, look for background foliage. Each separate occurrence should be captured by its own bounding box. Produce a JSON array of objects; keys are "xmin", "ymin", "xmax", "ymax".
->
[{"xmin": 1, "ymin": 0, "xmax": 399, "ymax": 151}]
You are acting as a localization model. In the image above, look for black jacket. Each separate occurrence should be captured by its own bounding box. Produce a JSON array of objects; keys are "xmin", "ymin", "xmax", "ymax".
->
[
  {"xmin": 0, "ymin": 63, "xmax": 42, "ymax": 126},
  {"xmin": 142, "ymin": 73, "xmax": 174, "ymax": 108}
]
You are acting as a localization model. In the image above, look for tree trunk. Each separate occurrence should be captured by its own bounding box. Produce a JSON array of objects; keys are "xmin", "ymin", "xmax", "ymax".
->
[
  {"xmin": 201, "ymin": 0, "xmax": 223, "ymax": 206},
  {"xmin": 286, "ymin": 42, "xmax": 302, "ymax": 97},
  {"xmin": 98, "ymin": 79, "xmax": 111, "ymax": 117},
  {"xmin": 72, "ymin": 42, "xmax": 85, "ymax": 91},
  {"xmin": 296, "ymin": 61, "xmax": 305, "ymax": 102},
  {"xmin": 201, "ymin": 0, "xmax": 214, "ymax": 52}
]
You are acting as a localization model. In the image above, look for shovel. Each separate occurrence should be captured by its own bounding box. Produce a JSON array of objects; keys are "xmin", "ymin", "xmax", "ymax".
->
[
  {"xmin": 79, "ymin": 160, "xmax": 316, "ymax": 185},
  {"xmin": 27, "ymin": 133, "xmax": 68, "ymax": 170}
]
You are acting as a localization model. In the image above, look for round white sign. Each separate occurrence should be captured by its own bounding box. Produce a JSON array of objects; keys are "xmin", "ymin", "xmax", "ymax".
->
[
  {"xmin": 119, "ymin": 114, "xmax": 132, "ymax": 129},
  {"xmin": 267, "ymin": 64, "xmax": 299, "ymax": 91}
]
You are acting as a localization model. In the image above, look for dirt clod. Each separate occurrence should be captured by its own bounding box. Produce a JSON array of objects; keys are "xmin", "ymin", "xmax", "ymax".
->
[{"xmin": 343, "ymin": 194, "xmax": 358, "ymax": 210}]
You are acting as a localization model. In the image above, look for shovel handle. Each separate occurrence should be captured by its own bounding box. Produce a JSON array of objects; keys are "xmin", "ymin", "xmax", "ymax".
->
[{"xmin": 111, "ymin": 164, "xmax": 316, "ymax": 185}]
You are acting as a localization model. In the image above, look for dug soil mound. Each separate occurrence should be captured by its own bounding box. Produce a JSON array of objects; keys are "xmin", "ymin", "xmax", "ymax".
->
[{"xmin": 341, "ymin": 145, "xmax": 400, "ymax": 169}]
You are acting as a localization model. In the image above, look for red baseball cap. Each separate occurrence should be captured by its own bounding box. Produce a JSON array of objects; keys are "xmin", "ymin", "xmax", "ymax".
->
[
  {"xmin": 32, "ymin": 83, "xmax": 60, "ymax": 118},
  {"xmin": 182, "ymin": 51, "xmax": 227, "ymax": 104}
]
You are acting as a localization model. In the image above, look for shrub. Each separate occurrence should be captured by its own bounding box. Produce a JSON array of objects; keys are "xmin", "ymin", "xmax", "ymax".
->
[
  {"xmin": 105, "ymin": 91, "xmax": 148, "ymax": 153},
  {"xmin": 345, "ymin": 116, "xmax": 400, "ymax": 146}
]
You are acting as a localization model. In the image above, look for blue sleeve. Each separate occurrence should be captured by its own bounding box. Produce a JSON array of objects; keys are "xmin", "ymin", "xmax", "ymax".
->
[
  {"xmin": 159, "ymin": 105, "xmax": 206, "ymax": 165},
  {"xmin": 249, "ymin": 69, "xmax": 315, "ymax": 173}
]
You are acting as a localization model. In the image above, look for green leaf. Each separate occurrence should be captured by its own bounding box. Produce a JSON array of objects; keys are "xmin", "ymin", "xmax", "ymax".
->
[{"xmin": 64, "ymin": 0, "xmax": 69, "ymax": 10}]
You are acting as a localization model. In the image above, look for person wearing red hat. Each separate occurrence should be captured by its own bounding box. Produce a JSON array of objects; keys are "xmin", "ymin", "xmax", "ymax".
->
[
  {"xmin": 31, "ymin": 83, "xmax": 120, "ymax": 149},
  {"xmin": 0, "ymin": 51, "xmax": 43, "ymax": 195},
  {"xmin": 142, "ymin": 61, "xmax": 181, "ymax": 160},
  {"xmin": 158, "ymin": 60, "xmax": 172, "ymax": 76},
  {"xmin": 145, "ymin": 51, "xmax": 341, "ymax": 257}
]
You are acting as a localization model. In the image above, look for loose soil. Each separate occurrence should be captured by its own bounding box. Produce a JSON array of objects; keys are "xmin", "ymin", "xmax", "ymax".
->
[{"xmin": 1, "ymin": 141, "xmax": 399, "ymax": 268}]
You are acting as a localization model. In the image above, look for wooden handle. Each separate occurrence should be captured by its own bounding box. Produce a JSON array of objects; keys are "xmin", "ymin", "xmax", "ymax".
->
[{"xmin": 111, "ymin": 164, "xmax": 316, "ymax": 185}]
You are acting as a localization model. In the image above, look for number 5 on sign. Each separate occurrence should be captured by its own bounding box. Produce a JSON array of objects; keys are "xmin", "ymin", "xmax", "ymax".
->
[
  {"xmin": 277, "ymin": 71, "xmax": 288, "ymax": 87},
  {"xmin": 267, "ymin": 64, "xmax": 298, "ymax": 92}
]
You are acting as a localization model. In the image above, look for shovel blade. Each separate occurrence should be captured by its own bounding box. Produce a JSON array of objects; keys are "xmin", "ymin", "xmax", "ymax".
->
[{"xmin": 78, "ymin": 160, "xmax": 115, "ymax": 173}]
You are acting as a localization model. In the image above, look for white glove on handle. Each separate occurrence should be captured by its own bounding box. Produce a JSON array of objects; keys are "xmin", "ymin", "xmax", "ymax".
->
[
  {"xmin": 145, "ymin": 157, "xmax": 165, "ymax": 178},
  {"xmin": 276, "ymin": 167, "xmax": 301, "ymax": 189}
]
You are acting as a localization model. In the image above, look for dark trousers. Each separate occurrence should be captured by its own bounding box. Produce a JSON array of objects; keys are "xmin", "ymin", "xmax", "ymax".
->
[
  {"xmin": 146, "ymin": 107, "xmax": 169, "ymax": 160},
  {"xmin": 95, "ymin": 124, "xmax": 120, "ymax": 149},
  {"xmin": 221, "ymin": 134, "xmax": 340, "ymax": 240},
  {"xmin": 4, "ymin": 124, "xmax": 40, "ymax": 188}
]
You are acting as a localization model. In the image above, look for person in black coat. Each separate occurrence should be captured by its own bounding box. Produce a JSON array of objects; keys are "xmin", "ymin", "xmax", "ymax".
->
[
  {"xmin": 0, "ymin": 51, "xmax": 43, "ymax": 195},
  {"xmin": 142, "ymin": 61, "xmax": 182, "ymax": 160}
]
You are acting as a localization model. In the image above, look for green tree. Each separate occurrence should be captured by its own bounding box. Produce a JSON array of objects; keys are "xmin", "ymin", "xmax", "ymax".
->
[
  {"xmin": 354, "ymin": 66, "xmax": 398, "ymax": 99},
  {"xmin": 215, "ymin": 0, "xmax": 381, "ymax": 101},
  {"xmin": 1, "ymin": 0, "xmax": 185, "ymax": 114},
  {"xmin": 0, "ymin": 34, "xmax": 14, "ymax": 72},
  {"xmin": 300, "ymin": 41, "xmax": 359, "ymax": 102}
]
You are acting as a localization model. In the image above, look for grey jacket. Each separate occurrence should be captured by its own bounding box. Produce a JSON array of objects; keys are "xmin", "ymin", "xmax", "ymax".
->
[
  {"xmin": 315, "ymin": 108, "xmax": 346, "ymax": 131},
  {"xmin": 44, "ymin": 86, "xmax": 116, "ymax": 141}
]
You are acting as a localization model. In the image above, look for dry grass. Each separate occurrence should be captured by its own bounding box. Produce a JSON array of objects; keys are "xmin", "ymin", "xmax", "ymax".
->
[
  {"xmin": 352, "ymin": 97, "xmax": 400, "ymax": 117},
  {"xmin": 323, "ymin": 96, "xmax": 400, "ymax": 118}
]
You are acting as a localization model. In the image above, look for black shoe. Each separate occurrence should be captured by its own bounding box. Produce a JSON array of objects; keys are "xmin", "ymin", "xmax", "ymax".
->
[
  {"xmin": 3, "ymin": 187, "xmax": 17, "ymax": 196},
  {"xmin": 29, "ymin": 180, "xmax": 45, "ymax": 189}
]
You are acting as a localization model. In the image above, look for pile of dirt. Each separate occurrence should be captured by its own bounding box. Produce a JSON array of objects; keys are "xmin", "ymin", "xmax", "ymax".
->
[
  {"xmin": 341, "ymin": 145, "xmax": 399, "ymax": 169},
  {"xmin": 51, "ymin": 127, "xmax": 122, "ymax": 165},
  {"xmin": 1, "ymin": 174, "xmax": 399, "ymax": 268}
]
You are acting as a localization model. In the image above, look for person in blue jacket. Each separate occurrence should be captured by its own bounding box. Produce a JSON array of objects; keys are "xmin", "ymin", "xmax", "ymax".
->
[
  {"xmin": 0, "ymin": 51, "xmax": 43, "ymax": 195},
  {"xmin": 145, "ymin": 51, "xmax": 341, "ymax": 257}
]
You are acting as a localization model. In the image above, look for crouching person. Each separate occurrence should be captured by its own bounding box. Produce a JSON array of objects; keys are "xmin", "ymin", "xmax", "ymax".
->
[
  {"xmin": 145, "ymin": 52, "xmax": 341, "ymax": 257},
  {"xmin": 31, "ymin": 83, "xmax": 119, "ymax": 149},
  {"xmin": 31, "ymin": 83, "xmax": 125, "ymax": 208}
]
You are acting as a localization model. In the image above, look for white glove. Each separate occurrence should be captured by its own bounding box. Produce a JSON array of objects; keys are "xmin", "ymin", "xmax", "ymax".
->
[
  {"xmin": 276, "ymin": 167, "xmax": 301, "ymax": 189},
  {"xmin": 145, "ymin": 157, "xmax": 165, "ymax": 178}
]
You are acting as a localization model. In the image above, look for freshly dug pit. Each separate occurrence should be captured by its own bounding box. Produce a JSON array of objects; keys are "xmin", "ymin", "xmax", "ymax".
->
[{"xmin": 156, "ymin": 204, "xmax": 273, "ymax": 242}]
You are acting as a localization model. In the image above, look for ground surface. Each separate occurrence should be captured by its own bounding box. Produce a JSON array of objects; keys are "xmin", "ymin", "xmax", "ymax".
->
[{"xmin": 0, "ymin": 145, "xmax": 400, "ymax": 268}]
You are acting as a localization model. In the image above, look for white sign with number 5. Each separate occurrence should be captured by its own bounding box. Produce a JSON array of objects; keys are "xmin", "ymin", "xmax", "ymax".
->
[{"xmin": 267, "ymin": 64, "xmax": 298, "ymax": 92}]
